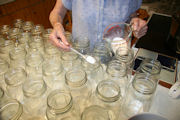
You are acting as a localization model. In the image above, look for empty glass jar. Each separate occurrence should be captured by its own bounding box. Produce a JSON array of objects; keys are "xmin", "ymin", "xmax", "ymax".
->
[
  {"xmin": 23, "ymin": 77, "xmax": 47, "ymax": 118},
  {"xmin": 106, "ymin": 59, "xmax": 128, "ymax": 97},
  {"xmin": 22, "ymin": 21, "xmax": 34, "ymax": 33},
  {"xmin": 18, "ymin": 32, "xmax": 31, "ymax": 52},
  {"xmin": 65, "ymin": 68, "xmax": 92, "ymax": 113},
  {"xmin": 46, "ymin": 89, "xmax": 80, "ymax": 120},
  {"xmin": 43, "ymin": 58, "xmax": 64, "ymax": 90},
  {"xmin": 121, "ymin": 73, "xmax": 156, "ymax": 118},
  {"xmin": 9, "ymin": 28, "xmax": 22, "ymax": 43},
  {"xmin": 0, "ymin": 99, "xmax": 23, "ymax": 120},
  {"xmin": 13, "ymin": 19, "xmax": 24, "ymax": 29},
  {"xmin": 0, "ymin": 58, "xmax": 9, "ymax": 91},
  {"xmin": 0, "ymin": 25, "xmax": 11, "ymax": 40},
  {"xmin": 32, "ymin": 24, "xmax": 44, "ymax": 37},
  {"xmin": 5, "ymin": 67, "xmax": 26, "ymax": 103},
  {"xmin": 90, "ymin": 80, "xmax": 122, "ymax": 120},
  {"xmin": 29, "ymin": 36, "xmax": 44, "ymax": 55}
]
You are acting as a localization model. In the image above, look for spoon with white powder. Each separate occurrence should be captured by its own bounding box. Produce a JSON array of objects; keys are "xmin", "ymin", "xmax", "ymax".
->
[{"xmin": 70, "ymin": 47, "xmax": 96, "ymax": 64}]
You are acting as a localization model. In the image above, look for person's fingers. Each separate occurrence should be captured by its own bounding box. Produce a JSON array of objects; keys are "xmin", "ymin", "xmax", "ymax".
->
[{"xmin": 131, "ymin": 18, "xmax": 139, "ymax": 31}]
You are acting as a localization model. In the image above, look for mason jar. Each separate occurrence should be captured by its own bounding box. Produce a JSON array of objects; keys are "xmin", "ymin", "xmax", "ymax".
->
[
  {"xmin": 46, "ymin": 89, "xmax": 80, "ymax": 120},
  {"xmin": 106, "ymin": 59, "xmax": 128, "ymax": 97},
  {"xmin": 65, "ymin": 31, "xmax": 72, "ymax": 42},
  {"xmin": 81, "ymin": 105, "xmax": 110, "ymax": 120},
  {"xmin": 121, "ymin": 73, "xmax": 156, "ymax": 118},
  {"xmin": 72, "ymin": 36, "xmax": 90, "ymax": 54},
  {"xmin": 136, "ymin": 58, "xmax": 161, "ymax": 83},
  {"xmin": 32, "ymin": 24, "xmax": 44, "ymax": 37},
  {"xmin": 115, "ymin": 47, "xmax": 134, "ymax": 80},
  {"xmin": 90, "ymin": 80, "xmax": 122, "ymax": 120},
  {"xmin": 5, "ymin": 67, "xmax": 26, "ymax": 103},
  {"xmin": 29, "ymin": 36, "xmax": 44, "ymax": 55},
  {"xmin": 0, "ymin": 99, "xmax": 23, "ymax": 120},
  {"xmin": 0, "ymin": 25, "xmax": 11, "ymax": 40},
  {"xmin": 43, "ymin": 58, "xmax": 64, "ymax": 91},
  {"xmin": 13, "ymin": 19, "xmax": 24, "ymax": 29},
  {"xmin": 23, "ymin": 77, "xmax": 47, "ymax": 119},
  {"xmin": 18, "ymin": 32, "xmax": 31, "ymax": 52},
  {"xmin": 9, "ymin": 46, "xmax": 26, "ymax": 69},
  {"xmin": 65, "ymin": 68, "xmax": 92, "ymax": 113},
  {"xmin": 93, "ymin": 41, "xmax": 112, "ymax": 64},
  {"xmin": 43, "ymin": 28, "xmax": 53, "ymax": 44},
  {"xmin": 61, "ymin": 51, "xmax": 81, "ymax": 71},
  {"xmin": 26, "ymin": 48, "xmax": 44, "ymax": 77},
  {"xmin": 22, "ymin": 21, "xmax": 34, "ymax": 33},
  {"xmin": 9, "ymin": 27, "xmax": 22, "ymax": 43},
  {"xmin": 81, "ymin": 56, "xmax": 104, "ymax": 90},
  {"xmin": 0, "ymin": 40, "xmax": 15, "ymax": 63},
  {"xmin": 0, "ymin": 58, "xmax": 9, "ymax": 91}
]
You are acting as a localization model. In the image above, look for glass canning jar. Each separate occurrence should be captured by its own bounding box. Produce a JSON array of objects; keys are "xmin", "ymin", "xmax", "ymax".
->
[
  {"xmin": 43, "ymin": 58, "xmax": 64, "ymax": 90},
  {"xmin": 13, "ymin": 19, "xmax": 24, "ymax": 29},
  {"xmin": 0, "ymin": 40, "xmax": 15, "ymax": 63},
  {"xmin": 81, "ymin": 105, "xmax": 110, "ymax": 120},
  {"xmin": 72, "ymin": 36, "xmax": 90, "ymax": 54},
  {"xmin": 18, "ymin": 32, "xmax": 31, "ymax": 51},
  {"xmin": 32, "ymin": 24, "xmax": 44, "ymax": 37},
  {"xmin": 43, "ymin": 28, "xmax": 52, "ymax": 43},
  {"xmin": 26, "ymin": 48, "xmax": 44, "ymax": 76},
  {"xmin": 0, "ymin": 25, "xmax": 11, "ymax": 40},
  {"xmin": 81, "ymin": 57, "xmax": 104, "ymax": 90},
  {"xmin": 65, "ymin": 68, "xmax": 92, "ymax": 113},
  {"xmin": 9, "ymin": 46, "xmax": 26, "ymax": 69},
  {"xmin": 136, "ymin": 58, "xmax": 161, "ymax": 83},
  {"xmin": 0, "ymin": 58, "xmax": 9, "ymax": 91},
  {"xmin": 61, "ymin": 51, "xmax": 81, "ymax": 71},
  {"xmin": 115, "ymin": 47, "xmax": 134, "ymax": 79},
  {"xmin": 0, "ymin": 99, "xmax": 23, "ymax": 120},
  {"xmin": 29, "ymin": 36, "xmax": 44, "ymax": 55},
  {"xmin": 93, "ymin": 41, "xmax": 112, "ymax": 64},
  {"xmin": 46, "ymin": 89, "xmax": 80, "ymax": 120},
  {"xmin": 106, "ymin": 59, "xmax": 128, "ymax": 97},
  {"xmin": 65, "ymin": 31, "xmax": 72, "ymax": 42},
  {"xmin": 23, "ymin": 77, "xmax": 47, "ymax": 118},
  {"xmin": 90, "ymin": 80, "xmax": 121, "ymax": 120},
  {"xmin": 5, "ymin": 67, "xmax": 26, "ymax": 103},
  {"xmin": 9, "ymin": 27, "xmax": 22, "ymax": 43},
  {"xmin": 22, "ymin": 21, "xmax": 34, "ymax": 33},
  {"xmin": 121, "ymin": 73, "xmax": 156, "ymax": 118}
]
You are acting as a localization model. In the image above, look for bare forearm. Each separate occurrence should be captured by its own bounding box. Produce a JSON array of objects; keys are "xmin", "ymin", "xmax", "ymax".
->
[{"xmin": 49, "ymin": 0, "xmax": 67, "ymax": 27}]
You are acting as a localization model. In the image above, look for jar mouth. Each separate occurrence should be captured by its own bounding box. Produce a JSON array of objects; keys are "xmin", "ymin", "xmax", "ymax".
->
[
  {"xmin": 65, "ymin": 69, "xmax": 87, "ymax": 87},
  {"xmin": 23, "ymin": 79, "xmax": 46, "ymax": 98},
  {"xmin": 96, "ymin": 80, "xmax": 121, "ymax": 102},
  {"xmin": 47, "ymin": 90, "xmax": 73, "ymax": 114},
  {"xmin": 0, "ymin": 99, "xmax": 23, "ymax": 119},
  {"xmin": 61, "ymin": 51, "xmax": 78, "ymax": 61},
  {"xmin": 132, "ymin": 73, "xmax": 156, "ymax": 95}
]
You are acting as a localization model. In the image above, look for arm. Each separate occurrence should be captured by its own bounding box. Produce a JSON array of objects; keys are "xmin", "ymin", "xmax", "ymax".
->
[{"xmin": 49, "ymin": 0, "xmax": 70, "ymax": 50}]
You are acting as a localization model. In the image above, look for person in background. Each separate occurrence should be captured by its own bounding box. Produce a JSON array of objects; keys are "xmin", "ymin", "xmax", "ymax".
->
[{"xmin": 49, "ymin": 0, "xmax": 148, "ymax": 50}]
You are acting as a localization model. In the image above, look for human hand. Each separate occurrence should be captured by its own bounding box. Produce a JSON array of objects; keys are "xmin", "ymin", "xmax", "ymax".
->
[
  {"xmin": 131, "ymin": 18, "xmax": 148, "ymax": 39},
  {"xmin": 49, "ymin": 23, "xmax": 70, "ymax": 50}
]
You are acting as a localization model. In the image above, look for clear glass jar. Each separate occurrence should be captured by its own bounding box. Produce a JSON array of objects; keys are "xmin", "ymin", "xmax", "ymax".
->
[
  {"xmin": 0, "ymin": 40, "xmax": 15, "ymax": 63},
  {"xmin": 13, "ymin": 19, "xmax": 24, "ymax": 29},
  {"xmin": 121, "ymin": 73, "xmax": 156, "ymax": 118},
  {"xmin": 46, "ymin": 89, "xmax": 80, "ymax": 120},
  {"xmin": 90, "ymin": 80, "xmax": 121, "ymax": 120},
  {"xmin": 29, "ymin": 36, "xmax": 44, "ymax": 55},
  {"xmin": 32, "ymin": 24, "xmax": 44, "ymax": 37},
  {"xmin": 22, "ymin": 21, "xmax": 34, "ymax": 33},
  {"xmin": 18, "ymin": 32, "xmax": 31, "ymax": 52},
  {"xmin": 43, "ymin": 58, "xmax": 64, "ymax": 90},
  {"xmin": 26, "ymin": 48, "xmax": 44, "ymax": 76},
  {"xmin": 0, "ymin": 99, "xmax": 23, "ymax": 120},
  {"xmin": 43, "ymin": 28, "xmax": 53, "ymax": 44},
  {"xmin": 136, "ymin": 58, "xmax": 161, "ymax": 83},
  {"xmin": 93, "ymin": 41, "xmax": 112, "ymax": 64},
  {"xmin": 0, "ymin": 58, "xmax": 9, "ymax": 91},
  {"xmin": 23, "ymin": 77, "xmax": 47, "ymax": 118},
  {"xmin": 72, "ymin": 36, "xmax": 90, "ymax": 54},
  {"xmin": 61, "ymin": 51, "xmax": 81, "ymax": 71},
  {"xmin": 115, "ymin": 47, "xmax": 134, "ymax": 79},
  {"xmin": 0, "ymin": 25, "xmax": 11, "ymax": 40},
  {"xmin": 81, "ymin": 57, "xmax": 104, "ymax": 90},
  {"xmin": 9, "ymin": 46, "xmax": 26, "ymax": 69},
  {"xmin": 65, "ymin": 68, "xmax": 92, "ymax": 113},
  {"xmin": 9, "ymin": 28, "xmax": 22, "ymax": 43},
  {"xmin": 106, "ymin": 59, "xmax": 128, "ymax": 97},
  {"xmin": 5, "ymin": 67, "xmax": 26, "ymax": 103},
  {"xmin": 81, "ymin": 105, "xmax": 110, "ymax": 120},
  {"xmin": 65, "ymin": 31, "xmax": 72, "ymax": 42}
]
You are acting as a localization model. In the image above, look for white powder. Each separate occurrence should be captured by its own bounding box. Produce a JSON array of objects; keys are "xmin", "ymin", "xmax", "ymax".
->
[
  {"xmin": 111, "ymin": 37, "xmax": 128, "ymax": 53},
  {"xmin": 86, "ymin": 56, "xmax": 96, "ymax": 64}
]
